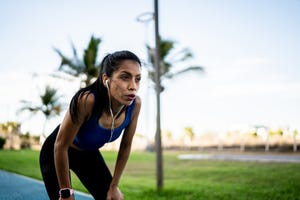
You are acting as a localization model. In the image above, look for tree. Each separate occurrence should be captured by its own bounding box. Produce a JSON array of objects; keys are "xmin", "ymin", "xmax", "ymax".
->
[
  {"xmin": 54, "ymin": 35, "xmax": 102, "ymax": 88},
  {"xmin": 19, "ymin": 85, "xmax": 63, "ymax": 142},
  {"xmin": 183, "ymin": 126, "xmax": 195, "ymax": 142},
  {"xmin": 0, "ymin": 121, "xmax": 21, "ymax": 149},
  {"xmin": 293, "ymin": 130, "xmax": 298, "ymax": 152},
  {"xmin": 146, "ymin": 38, "xmax": 204, "ymax": 92}
]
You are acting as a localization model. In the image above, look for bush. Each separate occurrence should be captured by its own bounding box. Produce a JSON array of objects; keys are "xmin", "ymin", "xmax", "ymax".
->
[{"xmin": 0, "ymin": 137, "xmax": 6, "ymax": 149}]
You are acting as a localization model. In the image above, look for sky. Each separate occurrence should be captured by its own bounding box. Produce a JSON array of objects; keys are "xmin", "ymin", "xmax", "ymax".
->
[{"xmin": 0, "ymin": 0, "xmax": 300, "ymax": 139}]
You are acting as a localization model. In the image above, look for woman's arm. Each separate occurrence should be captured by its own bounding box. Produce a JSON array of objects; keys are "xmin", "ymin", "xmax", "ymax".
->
[
  {"xmin": 54, "ymin": 93, "xmax": 94, "ymax": 199},
  {"xmin": 54, "ymin": 111, "xmax": 80, "ymax": 190},
  {"xmin": 107, "ymin": 96, "xmax": 142, "ymax": 199}
]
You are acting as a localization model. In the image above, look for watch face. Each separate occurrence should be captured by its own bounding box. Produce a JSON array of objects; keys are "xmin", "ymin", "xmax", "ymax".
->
[{"xmin": 60, "ymin": 189, "xmax": 71, "ymax": 198}]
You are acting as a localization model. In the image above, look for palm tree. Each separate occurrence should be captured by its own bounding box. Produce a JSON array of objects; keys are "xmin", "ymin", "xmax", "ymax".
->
[
  {"xmin": 54, "ymin": 35, "xmax": 102, "ymax": 87},
  {"xmin": 19, "ymin": 85, "xmax": 63, "ymax": 143},
  {"xmin": 146, "ymin": 38, "xmax": 204, "ymax": 92},
  {"xmin": 184, "ymin": 126, "xmax": 195, "ymax": 142},
  {"xmin": 293, "ymin": 129, "xmax": 298, "ymax": 152}
]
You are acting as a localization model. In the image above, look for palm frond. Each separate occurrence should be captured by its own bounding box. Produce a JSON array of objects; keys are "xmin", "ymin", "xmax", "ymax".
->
[
  {"xmin": 83, "ymin": 36, "xmax": 101, "ymax": 71},
  {"xmin": 160, "ymin": 39, "xmax": 175, "ymax": 60},
  {"xmin": 53, "ymin": 48, "xmax": 81, "ymax": 75},
  {"xmin": 54, "ymin": 36, "xmax": 102, "ymax": 87},
  {"xmin": 168, "ymin": 48, "xmax": 193, "ymax": 64},
  {"xmin": 165, "ymin": 66, "xmax": 204, "ymax": 79}
]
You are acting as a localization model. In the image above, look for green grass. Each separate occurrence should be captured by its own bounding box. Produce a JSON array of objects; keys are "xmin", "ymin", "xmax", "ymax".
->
[{"xmin": 0, "ymin": 150, "xmax": 300, "ymax": 199}]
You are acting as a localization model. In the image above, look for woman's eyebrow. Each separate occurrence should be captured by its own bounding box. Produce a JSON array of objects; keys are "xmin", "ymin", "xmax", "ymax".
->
[{"xmin": 120, "ymin": 71, "xmax": 141, "ymax": 76}]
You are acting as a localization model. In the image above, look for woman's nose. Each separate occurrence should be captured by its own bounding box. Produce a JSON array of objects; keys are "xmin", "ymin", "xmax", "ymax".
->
[{"xmin": 129, "ymin": 79, "xmax": 137, "ymax": 91}]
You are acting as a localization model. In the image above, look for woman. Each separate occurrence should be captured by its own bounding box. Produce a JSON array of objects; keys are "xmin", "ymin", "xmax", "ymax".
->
[{"xmin": 40, "ymin": 50, "xmax": 142, "ymax": 200}]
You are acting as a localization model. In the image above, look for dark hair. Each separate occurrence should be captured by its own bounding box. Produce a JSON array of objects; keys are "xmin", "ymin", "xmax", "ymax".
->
[{"xmin": 69, "ymin": 50, "xmax": 141, "ymax": 123}]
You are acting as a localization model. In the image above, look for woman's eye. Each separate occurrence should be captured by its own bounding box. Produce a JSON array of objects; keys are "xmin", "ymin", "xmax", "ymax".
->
[
  {"xmin": 121, "ymin": 75, "xmax": 130, "ymax": 80},
  {"xmin": 136, "ymin": 77, "xmax": 141, "ymax": 82}
]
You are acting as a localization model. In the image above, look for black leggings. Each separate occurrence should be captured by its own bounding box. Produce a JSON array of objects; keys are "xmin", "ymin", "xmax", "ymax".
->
[{"xmin": 39, "ymin": 125, "xmax": 112, "ymax": 200}]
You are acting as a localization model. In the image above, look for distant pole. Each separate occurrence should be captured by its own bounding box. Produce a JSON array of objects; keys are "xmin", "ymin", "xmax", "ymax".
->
[{"xmin": 154, "ymin": 0, "xmax": 163, "ymax": 190}]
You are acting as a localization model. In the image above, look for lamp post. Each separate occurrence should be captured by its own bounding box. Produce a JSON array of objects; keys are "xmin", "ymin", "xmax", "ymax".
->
[
  {"xmin": 154, "ymin": 0, "xmax": 163, "ymax": 190},
  {"xmin": 136, "ymin": 0, "xmax": 163, "ymax": 190}
]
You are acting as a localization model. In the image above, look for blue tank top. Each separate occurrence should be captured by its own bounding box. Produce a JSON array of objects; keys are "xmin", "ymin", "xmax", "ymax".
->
[{"xmin": 73, "ymin": 99, "xmax": 135, "ymax": 150}]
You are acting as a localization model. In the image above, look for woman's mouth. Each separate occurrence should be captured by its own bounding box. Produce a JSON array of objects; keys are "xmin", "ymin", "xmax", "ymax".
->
[{"xmin": 126, "ymin": 94, "xmax": 136, "ymax": 101}]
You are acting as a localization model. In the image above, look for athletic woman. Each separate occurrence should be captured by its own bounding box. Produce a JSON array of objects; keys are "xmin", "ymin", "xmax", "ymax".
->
[{"xmin": 40, "ymin": 50, "xmax": 142, "ymax": 200}]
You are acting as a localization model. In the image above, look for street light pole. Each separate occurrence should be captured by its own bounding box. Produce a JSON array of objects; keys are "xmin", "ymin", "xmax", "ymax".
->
[{"xmin": 154, "ymin": 0, "xmax": 163, "ymax": 190}]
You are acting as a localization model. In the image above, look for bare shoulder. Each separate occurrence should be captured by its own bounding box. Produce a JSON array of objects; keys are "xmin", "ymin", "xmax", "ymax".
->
[
  {"xmin": 132, "ymin": 96, "xmax": 141, "ymax": 115},
  {"xmin": 81, "ymin": 91, "xmax": 95, "ymax": 103},
  {"xmin": 78, "ymin": 92, "xmax": 95, "ymax": 118},
  {"xmin": 134, "ymin": 96, "xmax": 142, "ymax": 108}
]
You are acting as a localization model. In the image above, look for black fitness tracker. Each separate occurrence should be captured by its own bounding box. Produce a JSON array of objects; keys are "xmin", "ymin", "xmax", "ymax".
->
[{"xmin": 59, "ymin": 188, "xmax": 74, "ymax": 198}]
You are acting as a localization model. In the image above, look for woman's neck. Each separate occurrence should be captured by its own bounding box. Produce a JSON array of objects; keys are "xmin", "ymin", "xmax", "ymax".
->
[{"xmin": 110, "ymin": 101, "xmax": 124, "ymax": 115}]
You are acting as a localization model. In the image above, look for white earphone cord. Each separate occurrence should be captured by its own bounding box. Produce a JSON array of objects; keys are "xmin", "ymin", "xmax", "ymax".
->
[{"xmin": 107, "ymin": 82, "xmax": 124, "ymax": 142}]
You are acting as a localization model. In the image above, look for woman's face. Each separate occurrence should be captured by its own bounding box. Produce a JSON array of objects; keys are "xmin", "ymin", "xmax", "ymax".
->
[{"xmin": 107, "ymin": 60, "xmax": 141, "ymax": 106}]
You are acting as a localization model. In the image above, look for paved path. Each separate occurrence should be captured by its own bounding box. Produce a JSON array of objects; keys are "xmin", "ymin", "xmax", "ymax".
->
[
  {"xmin": 0, "ymin": 170, "xmax": 93, "ymax": 200},
  {"xmin": 178, "ymin": 153, "xmax": 300, "ymax": 163}
]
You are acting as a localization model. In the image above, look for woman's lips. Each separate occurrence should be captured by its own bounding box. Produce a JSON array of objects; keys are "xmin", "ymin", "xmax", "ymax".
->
[{"xmin": 126, "ymin": 94, "xmax": 136, "ymax": 101}]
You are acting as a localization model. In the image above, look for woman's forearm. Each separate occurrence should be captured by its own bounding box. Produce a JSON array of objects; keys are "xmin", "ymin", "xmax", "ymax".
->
[
  {"xmin": 54, "ymin": 145, "xmax": 71, "ymax": 189},
  {"xmin": 110, "ymin": 98, "xmax": 140, "ymax": 188},
  {"xmin": 110, "ymin": 141, "xmax": 132, "ymax": 187}
]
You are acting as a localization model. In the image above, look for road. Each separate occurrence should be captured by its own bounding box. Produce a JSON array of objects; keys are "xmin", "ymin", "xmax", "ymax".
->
[
  {"xmin": 178, "ymin": 152, "xmax": 300, "ymax": 163},
  {"xmin": 0, "ymin": 170, "xmax": 93, "ymax": 200}
]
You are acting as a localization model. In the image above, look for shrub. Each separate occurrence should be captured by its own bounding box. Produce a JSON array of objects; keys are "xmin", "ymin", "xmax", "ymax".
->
[{"xmin": 0, "ymin": 137, "xmax": 6, "ymax": 149}]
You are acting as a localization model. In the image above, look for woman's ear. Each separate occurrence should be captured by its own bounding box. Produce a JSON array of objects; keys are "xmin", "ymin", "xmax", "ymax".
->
[{"xmin": 102, "ymin": 74, "xmax": 109, "ymax": 86}]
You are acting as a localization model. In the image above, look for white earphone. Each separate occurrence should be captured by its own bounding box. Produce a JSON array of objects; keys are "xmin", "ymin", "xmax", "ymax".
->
[{"xmin": 105, "ymin": 79, "xmax": 109, "ymax": 88}]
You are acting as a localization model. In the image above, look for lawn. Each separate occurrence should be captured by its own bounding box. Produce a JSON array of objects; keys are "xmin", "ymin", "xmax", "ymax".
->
[{"xmin": 0, "ymin": 150, "xmax": 300, "ymax": 200}]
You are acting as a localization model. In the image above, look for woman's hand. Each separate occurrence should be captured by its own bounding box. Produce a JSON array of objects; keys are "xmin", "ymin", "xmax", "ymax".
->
[{"xmin": 106, "ymin": 186, "xmax": 124, "ymax": 200}]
